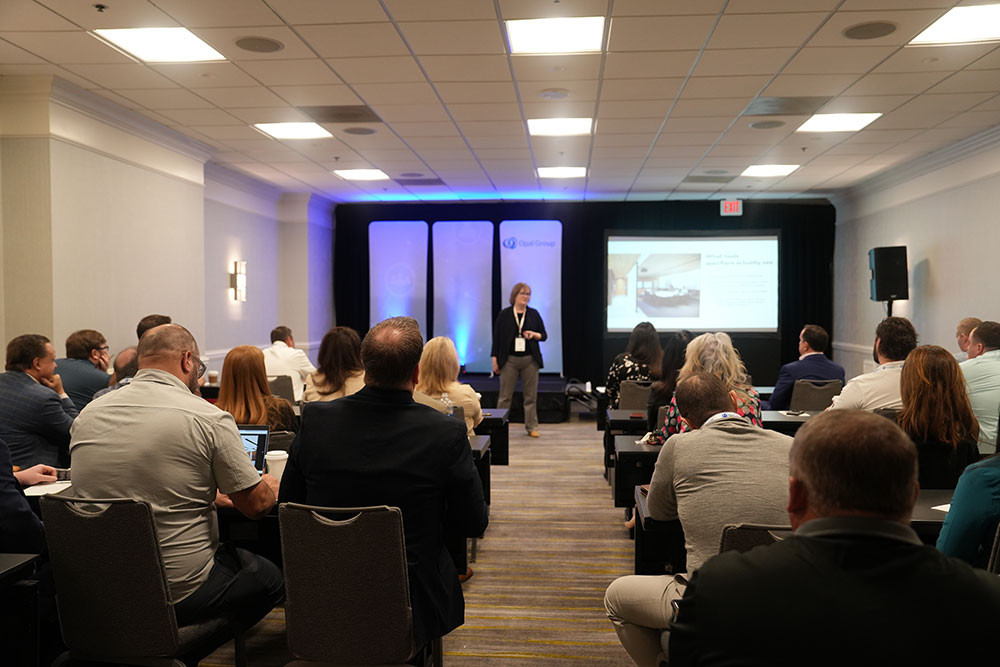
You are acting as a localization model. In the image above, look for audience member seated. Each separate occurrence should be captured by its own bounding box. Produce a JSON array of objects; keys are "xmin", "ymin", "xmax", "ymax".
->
[
  {"xmin": 302, "ymin": 326, "xmax": 365, "ymax": 403},
  {"xmin": 0, "ymin": 437, "xmax": 52, "ymax": 554},
  {"xmin": 604, "ymin": 373, "xmax": 792, "ymax": 667},
  {"xmin": 70, "ymin": 324, "xmax": 284, "ymax": 629},
  {"xmin": 92, "ymin": 346, "xmax": 138, "ymax": 400},
  {"xmin": 56, "ymin": 329, "xmax": 111, "ymax": 412},
  {"xmin": 606, "ymin": 322, "xmax": 662, "ymax": 409},
  {"xmin": 646, "ymin": 332, "xmax": 690, "ymax": 431},
  {"xmin": 216, "ymin": 345, "xmax": 298, "ymax": 433},
  {"xmin": 960, "ymin": 320, "xmax": 1000, "ymax": 455},
  {"xmin": 649, "ymin": 333, "xmax": 761, "ymax": 444},
  {"xmin": 954, "ymin": 316, "xmax": 982, "ymax": 361},
  {"xmin": 136, "ymin": 313, "xmax": 171, "ymax": 341},
  {"xmin": 415, "ymin": 336, "xmax": 483, "ymax": 436},
  {"xmin": 897, "ymin": 345, "xmax": 980, "ymax": 489},
  {"xmin": 829, "ymin": 316, "xmax": 916, "ymax": 412},
  {"xmin": 0, "ymin": 334, "xmax": 78, "ymax": 467},
  {"xmin": 279, "ymin": 317, "xmax": 488, "ymax": 647},
  {"xmin": 937, "ymin": 454, "xmax": 1000, "ymax": 568},
  {"xmin": 763, "ymin": 324, "xmax": 845, "ymax": 411},
  {"xmin": 669, "ymin": 409, "xmax": 1000, "ymax": 666},
  {"xmin": 263, "ymin": 325, "xmax": 315, "ymax": 403}
]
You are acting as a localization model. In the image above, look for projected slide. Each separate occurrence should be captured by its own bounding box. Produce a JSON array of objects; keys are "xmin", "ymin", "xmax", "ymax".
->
[{"xmin": 607, "ymin": 235, "xmax": 778, "ymax": 332}]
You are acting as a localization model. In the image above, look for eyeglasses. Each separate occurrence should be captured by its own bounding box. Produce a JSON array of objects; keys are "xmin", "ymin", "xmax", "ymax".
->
[
  {"xmin": 97, "ymin": 345, "xmax": 109, "ymax": 352},
  {"xmin": 190, "ymin": 352, "xmax": 207, "ymax": 378}
]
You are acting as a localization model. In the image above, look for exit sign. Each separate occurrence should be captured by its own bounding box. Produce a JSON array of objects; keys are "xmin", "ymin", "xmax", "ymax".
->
[{"xmin": 720, "ymin": 199, "xmax": 743, "ymax": 216}]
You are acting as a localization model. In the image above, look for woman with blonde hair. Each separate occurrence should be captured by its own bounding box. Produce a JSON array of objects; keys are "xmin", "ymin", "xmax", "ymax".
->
[
  {"xmin": 897, "ymin": 345, "xmax": 979, "ymax": 489},
  {"xmin": 416, "ymin": 336, "xmax": 483, "ymax": 436},
  {"xmin": 303, "ymin": 326, "xmax": 365, "ymax": 402},
  {"xmin": 649, "ymin": 332, "xmax": 761, "ymax": 444},
  {"xmin": 216, "ymin": 345, "xmax": 297, "ymax": 432}
]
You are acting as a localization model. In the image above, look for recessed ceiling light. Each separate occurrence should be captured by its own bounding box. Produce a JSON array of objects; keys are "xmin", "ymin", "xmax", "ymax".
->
[
  {"xmin": 527, "ymin": 117, "xmax": 593, "ymax": 136},
  {"xmin": 343, "ymin": 127, "xmax": 376, "ymax": 135},
  {"xmin": 93, "ymin": 28, "xmax": 225, "ymax": 63},
  {"xmin": 910, "ymin": 5, "xmax": 1000, "ymax": 45},
  {"xmin": 506, "ymin": 17, "xmax": 605, "ymax": 54},
  {"xmin": 540, "ymin": 88, "xmax": 570, "ymax": 100},
  {"xmin": 741, "ymin": 164, "xmax": 799, "ymax": 177},
  {"xmin": 234, "ymin": 36, "xmax": 284, "ymax": 53},
  {"xmin": 749, "ymin": 120, "xmax": 786, "ymax": 130},
  {"xmin": 334, "ymin": 169, "xmax": 390, "ymax": 181},
  {"xmin": 538, "ymin": 167, "xmax": 587, "ymax": 179},
  {"xmin": 842, "ymin": 21, "xmax": 897, "ymax": 41},
  {"xmin": 796, "ymin": 113, "xmax": 882, "ymax": 132},
  {"xmin": 254, "ymin": 122, "xmax": 332, "ymax": 139}
]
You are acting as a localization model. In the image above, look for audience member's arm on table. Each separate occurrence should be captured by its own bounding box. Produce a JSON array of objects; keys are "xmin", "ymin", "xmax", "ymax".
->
[
  {"xmin": 444, "ymin": 426, "xmax": 488, "ymax": 537},
  {"xmin": 646, "ymin": 436, "xmax": 679, "ymax": 522},
  {"xmin": 936, "ymin": 464, "xmax": 1000, "ymax": 567},
  {"xmin": 0, "ymin": 440, "xmax": 48, "ymax": 553},
  {"xmin": 212, "ymin": 419, "xmax": 278, "ymax": 519},
  {"xmin": 228, "ymin": 474, "xmax": 278, "ymax": 519}
]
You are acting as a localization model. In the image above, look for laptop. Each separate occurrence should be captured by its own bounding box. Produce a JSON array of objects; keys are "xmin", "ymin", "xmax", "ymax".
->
[{"xmin": 237, "ymin": 424, "xmax": 270, "ymax": 474}]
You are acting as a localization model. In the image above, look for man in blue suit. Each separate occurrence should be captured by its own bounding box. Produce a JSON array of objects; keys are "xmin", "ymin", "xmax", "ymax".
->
[
  {"xmin": 764, "ymin": 325, "xmax": 845, "ymax": 411},
  {"xmin": 0, "ymin": 334, "xmax": 78, "ymax": 467}
]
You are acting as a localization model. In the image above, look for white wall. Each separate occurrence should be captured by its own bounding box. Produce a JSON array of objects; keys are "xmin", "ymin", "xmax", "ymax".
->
[{"xmin": 832, "ymin": 134, "xmax": 1000, "ymax": 378}]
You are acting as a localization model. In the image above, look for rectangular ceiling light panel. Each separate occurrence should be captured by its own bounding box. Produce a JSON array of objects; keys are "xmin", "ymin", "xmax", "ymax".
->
[
  {"xmin": 741, "ymin": 164, "xmax": 799, "ymax": 177},
  {"xmin": 506, "ymin": 17, "xmax": 605, "ymax": 54},
  {"xmin": 527, "ymin": 117, "xmax": 593, "ymax": 136},
  {"xmin": 910, "ymin": 5, "xmax": 1000, "ymax": 45},
  {"xmin": 538, "ymin": 166, "xmax": 587, "ymax": 178},
  {"xmin": 796, "ymin": 113, "xmax": 882, "ymax": 132},
  {"xmin": 335, "ymin": 169, "xmax": 390, "ymax": 181},
  {"xmin": 93, "ymin": 28, "xmax": 225, "ymax": 63},
  {"xmin": 255, "ymin": 122, "xmax": 333, "ymax": 139}
]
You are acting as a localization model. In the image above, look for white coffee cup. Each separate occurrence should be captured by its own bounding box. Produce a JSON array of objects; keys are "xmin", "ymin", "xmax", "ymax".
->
[{"xmin": 264, "ymin": 450, "xmax": 289, "ymax": 481}]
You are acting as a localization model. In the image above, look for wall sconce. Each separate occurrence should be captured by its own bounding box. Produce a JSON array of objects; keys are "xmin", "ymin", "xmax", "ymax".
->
[{"xmin": 229, "ymin": 260, "xmax": 247, "ymax": 302}]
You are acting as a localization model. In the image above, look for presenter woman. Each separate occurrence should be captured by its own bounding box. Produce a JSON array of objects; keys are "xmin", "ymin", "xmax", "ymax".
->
[{"xmin": 492, "ymin": 282, "xmax": 547, "ymax": 437}]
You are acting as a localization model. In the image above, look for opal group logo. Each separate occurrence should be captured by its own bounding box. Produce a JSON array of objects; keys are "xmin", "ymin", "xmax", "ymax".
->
[{"xmin": 502, "ymin": 236, "xmax": 517, "ymax": 249}]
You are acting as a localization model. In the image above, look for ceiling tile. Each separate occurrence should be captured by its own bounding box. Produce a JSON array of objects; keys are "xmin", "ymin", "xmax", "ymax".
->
[
  {"xmin": 511, "ymin": 54, "xmax": 603, "ymax": 81},
  {"xmin": 598, "ymin": 100, "xmax": 672, "ymax": 118},
  {"xmin": 238, "ymin": 59, "xmax": 342, "ymax": 86},
  {"xmin": 190, "ymin": 125, "xmax": 271, "ymax": 140},
  {"xmin": 326, "ymin": 56, "xmax": 425, "ymax": 84},
  {"xmin": 267, "ymin": 0, "xmax": 388, "ymax": 24},
  {"xmin": 456, "ymin": 120, "xmax": 525, "ymax": 136},
  {"xmin": 62, "ymin": 64, "xmax": 179, "ymax": 90},
  {"xmin": 874, "ymin": 44, "xmax": 996, "ymax": 73},
  {"xmin": 763, "ymin": 73, "xmax": 858, "ymax": 96},
  {"xmin": 708, "ymin": 12, "xmax": 828, "ymax": 48},
  {"xmin": 0, "ymin": 39, "xmax": 46, "ymax": 64},
  {"xmin": 896, "ymin": 92, "xmax": 994, "ymax": 114},
  {"xmin": 152, "ymin": 62, "xmax": 261, "ymax": 88},
  {"xmin": 519, "ymin": 79, "xmax": 599, "ymax": 103},
  {"xmin": 0, "ymin": 2, "xmax": 77, "ymax": 30},
  {"xmin": 974, "ymin": 94, "xmax": 1000, "ymax": 111},
  {"xmin": 929, "ymin": 70, "xmax": 1000, "ymax": 94},
  {"xmin": 593, "ymin": 133, "xmax": 656, "ymax": 147},
  {"xmin": 353, "ymin": 82, "xmax": 439, "ymax": 105},
  {"xmin": 91, "ymin": 89, "xmax": 145, "ymax": 109},
  {"xmin": 937, "ymin": 110, "xmax": 1000, "ymax": 129},
  {"xmin": 270, "ymin": 84, "xmax": 363, "ymax": 106},
  {"xmin": 707, "ymin": 144, "xmax": 767, "ymax": 158},
  {"xmin": 782, "ymin": 46, "xmax": 896, "ymax": 74},
  {"xmin": 467, "ymin": 135, "xmax": 528, "ymax": 149},
  {"xmin": 843, "ymin": 71, "xmax": 951, "ymax": 95},
  {"xmin": 683, "ymin": 75, "xmax": 770, "ymax": 98},
  {"xmin": 157, "ymin": 108, "xmax": 242, "ymax": 125},
  {"xmin": 595, "ymin": 117, "xmax": 668, "ymax": 133},
  {"xmin": 726, "ymin": 0, "xmax": 841, "ymax": 10},
  {"xmin": 295, "ymin": 24, "xmax": 409, "ymax": 58},
  {"xmin": 116, "ymin": 88, "xmax": 214, "ymax": 109},
  {"xmin": 447, "ymin": 102, "xmax": 522, "ymax": 121},
  {"xmin": 866, "ymin": 108, "xmax": 955, "ymax": 130},
  {"xmin": 398, "ymin": 21, "xmax": 506, "ymax": 56},
  {"xmin": 417, "ymin": 55, "xmax": 510, "ymax": 82},
  {"xmin": 600, "ymin": 78, "xmax": 683, "ymax": 101},
  {"xmin": 152, "ymin": 0, "xmax": 283, "ymax": 27},
  {"xmin": 371, "ymin": 103, "xmax": 451, "ymax": 122},
  {"xmin": 388, "ymin": 121, "xmax": 461, "ymax": 136},
  {"xmin": 386, "ymin": 0, "xmax": 497, "ymax": 21},
  {"xmin": 818, "ymin": 94, "xmax": 912, "ymax": 113},
  {"xmin": 662, "ymin": 116, "xmax": 735, "ymax": 132},
  {"xmin": 521, "ymin": 100, "xmax": 596, "ymax": 118},
  {"xmin": 614, "ymin": 0, "xmax": 724, "ymax": 15},
  {"xmin": 404, "ymin": 136, "xmax": 470, "ymax": 150},
  {"xmin": 611, "ymin": 17, "xmax": 720, "ymax": 51},
  {"xmin": 694, "ymin": 48, "xmax": 796, "ymax": 76},
  {"xmin": 225, "ymin": 107, "xmax": 312, "ymax": 123},
  {"xmin": 193, "ymin": 27, "xmax": 318, "ymax": 60},
  {"xmin": 0, "ymin": 32, "xmax": 134, "ymax": 64},
  {"xmin": 672, "ymin": 97, "xmax": 752, "ymax": 117},
  {"xmin": 436, "ymin": 81, "xmax": 517, "ymax": 104},
  {"xmin": 500, "ymin": 0, "xmax": 609, "ymax": 18},
  {"xmin": 195, "ymin": 86, "xmax": 287, "ymax": 107},
  {"xmin": 656, "ymin": 132, "xmax": 727, "ymax": 146},
  {"xmin": 36, "ymin": 0, "xmax": 177, "ymax": 29},
  {"xmin": 807, "ymin": 10, "xmax": 948, "ymax": 47}
]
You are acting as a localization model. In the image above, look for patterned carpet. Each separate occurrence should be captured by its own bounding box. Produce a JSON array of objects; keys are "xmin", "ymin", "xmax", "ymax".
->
[{"xmin": 201, "ymin": 410, "xmax": 636, "ymax": 666}]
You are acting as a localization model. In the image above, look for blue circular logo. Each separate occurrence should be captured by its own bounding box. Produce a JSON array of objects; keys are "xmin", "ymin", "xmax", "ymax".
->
[{"xmin": 502, "ymin": 236, "xmax": 517, "ymax": 249}]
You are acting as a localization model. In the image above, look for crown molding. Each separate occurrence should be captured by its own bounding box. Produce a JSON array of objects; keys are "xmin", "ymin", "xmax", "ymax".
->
[{"xmin": 205, "ymin": 161, "xmax": 284, "ymax": 201}]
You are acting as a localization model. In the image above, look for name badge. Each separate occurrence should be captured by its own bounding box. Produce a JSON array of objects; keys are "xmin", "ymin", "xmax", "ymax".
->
[{"xmin": 514, "ymin": 337, "xmax": 526, "ymax": 352}]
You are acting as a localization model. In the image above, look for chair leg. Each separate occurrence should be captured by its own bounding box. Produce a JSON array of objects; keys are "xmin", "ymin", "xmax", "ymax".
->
[
  {"xmin": 470, "ymin": 537, "xmax": 478, "ymax": 563},
  {"xmin": 432, "ymin": 636, "xmax": 443, "ymax": 667},
  {"xmin": 233, "ymin": 628, "xmax": 247, "ymax": 667}
]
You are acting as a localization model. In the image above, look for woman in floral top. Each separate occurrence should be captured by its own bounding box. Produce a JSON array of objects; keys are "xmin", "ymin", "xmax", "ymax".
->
[
  {"xmin": 647, "ymin": 332, "xmax": 761, "ymax": 445},
  {"xmin": 606, "ymin": 322, "xmax": 663, "ymax": 408}
]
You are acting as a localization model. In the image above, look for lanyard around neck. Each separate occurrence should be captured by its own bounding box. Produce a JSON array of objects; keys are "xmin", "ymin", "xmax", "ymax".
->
[{"xmin": 513, "ymin": 308, "xmax": 526, "ymax": 335}]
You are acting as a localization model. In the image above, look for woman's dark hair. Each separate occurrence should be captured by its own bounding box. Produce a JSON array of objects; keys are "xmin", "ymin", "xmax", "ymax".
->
[
  {"xmin": 316, "ymin": 326, "xmax": 364, "ymax": 394},
  {"xmin": 626, "ymin": 322, "xmax": 662, "ymax": 376},
  {"xmin": 650, "ymin": 332, "xmax": 689, "ymax": 402}
]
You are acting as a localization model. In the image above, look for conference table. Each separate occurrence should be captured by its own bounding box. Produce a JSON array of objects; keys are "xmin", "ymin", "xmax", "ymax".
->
[
  {"xmin": 475, "ymin": 408, "xmax": 509, "ymax": 465},
  {"xmin": 761, "ymin": 410, "xmax": 812, "ymax": 436},
  {"xmin": 612, "ymin": 435, "xmax": 659, "ymax": 508},
  {"xmin": 632, "ymin": 486, "xmax": 953, "ymax": 574},
  {"xmin": 604, "ymin": 409, "xmax": 649, "ymax": 479}
]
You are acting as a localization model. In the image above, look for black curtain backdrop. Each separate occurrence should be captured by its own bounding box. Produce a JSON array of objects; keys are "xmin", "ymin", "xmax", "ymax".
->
[{"xmin": 333, "ymin": 199, "xmax": 836, "ymax": 386}]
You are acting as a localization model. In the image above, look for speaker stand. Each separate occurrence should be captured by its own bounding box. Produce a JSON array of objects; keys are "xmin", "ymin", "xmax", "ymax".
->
[{"xmin": 887, "ymin": 298, "xmax": 894, "ymax": 317}]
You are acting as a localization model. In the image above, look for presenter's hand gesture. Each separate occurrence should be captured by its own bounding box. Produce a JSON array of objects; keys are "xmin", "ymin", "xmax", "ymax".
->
[{"xmin": 523, "ymin": 330, "xmax": 539, "ymax": 341}]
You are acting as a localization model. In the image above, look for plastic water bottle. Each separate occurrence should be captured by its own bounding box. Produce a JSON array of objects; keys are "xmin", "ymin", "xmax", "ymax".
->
[{"xmin": 440, "ymin": 392, "xmax": 455, "ymax": 417}]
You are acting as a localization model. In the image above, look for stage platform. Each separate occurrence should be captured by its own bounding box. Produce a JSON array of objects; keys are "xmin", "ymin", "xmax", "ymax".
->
[{"xmin": 465, "ymin": 374, "xmax": 570, "ymax": 424}]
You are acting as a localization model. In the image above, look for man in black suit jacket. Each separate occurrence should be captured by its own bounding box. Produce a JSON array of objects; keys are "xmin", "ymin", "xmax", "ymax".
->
[
  {"xmin": 0, "ymin": 335, "xmax": 78, "ymax": 467},
  {"xmin": 669, "ymin": 410, "xmax": 1000, "ymax": 667},
  {"xmin": 763, "ymin": 324, "xmax": 845, "ymax": 410},
  {"xmin": 279, "ymin": 316, "xmax": 488, "ymax": 647}
]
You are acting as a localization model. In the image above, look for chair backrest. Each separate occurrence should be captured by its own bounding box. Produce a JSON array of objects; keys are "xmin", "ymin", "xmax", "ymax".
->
[
  {"xmin": 988, "ymin": 522, "xmax": 1000, "ymax": 575},
  {"xmin": 619, "ymin": 380, "xmax": 652, "ymax": 410},
  {"xmin": 268, "ymin": 375, "xmax": 297, "ymax": 404},
  {"xmin": 789, "ymin": 378, "xmax": 843, "ymax": 412},
  {"xmin": 719, "ymin": 523, "xmax": 792, "ymax": 554},
  {"xmin": 451, "ymin": 404, "xmax": 465, "ymax": 426},
  {"xmin": 40, "ymin": 495, "xmax": 180, "ymax": 658},
  {"xmin": 279, "ymin": 503, "xmax": 414, "ymax": 664},
  {"xmin": 268, "ymin": 430, "xmax": 295, "ymax": 452},
  {"xmin": 656, "ymin": 405, "xmax": 668, "ymax": 429}
]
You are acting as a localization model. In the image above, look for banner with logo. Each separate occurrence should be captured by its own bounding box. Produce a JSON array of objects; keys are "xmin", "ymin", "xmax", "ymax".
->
[
  {"xmin": 369, "ymin": 221, "xmax": 428, "ymax": 336},
  {"xmin": 499, "ymin": 220, "xmax": 563, "ymax": 374},
  {"xmin": 432, "ymin": 221, "xmax": 493, "ymax": 372}
]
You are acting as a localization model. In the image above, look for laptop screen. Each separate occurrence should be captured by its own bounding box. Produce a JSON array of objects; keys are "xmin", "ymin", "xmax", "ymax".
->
[{"xmin": 237, "ymin": 425, "xmax": 269, "ymax": 473}]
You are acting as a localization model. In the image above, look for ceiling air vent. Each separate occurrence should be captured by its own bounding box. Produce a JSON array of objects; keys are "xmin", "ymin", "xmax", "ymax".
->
[
  {"xmin": 843, "ymin": 22, "xmax": 897, "ymax": 40},
  {"xmin": 395, "ymin": 178, "xmax": 446, "ymax": 187},
  {"xmin": 743, "ymin": 97, "xmax": 831, "ymax": 116},
  {"xmin": 683, "ymin": 175, "xmax": 735, "ymax": 184},
  {"xmin": 235, "ymin": 36, "xmax": 284, "ymax": 53},
  {"xmin": 299, "ymin": 105, "xmax": 382, "ymax": 123}
]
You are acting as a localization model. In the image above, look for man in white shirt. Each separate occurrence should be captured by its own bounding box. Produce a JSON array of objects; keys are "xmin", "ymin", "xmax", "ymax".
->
[
  {"xmin": 961, "ymin": 321, "xmax": 1000, "ymax": 455},
  {"xmin": 829, "ymin": 316, "xmax": 916, "ymax": 412},
  {"xmin": 263, "ymin": 325, "xmax": 315, "ymax": 403},
  {"xmin": 954, "ymin": 317, "xmax": 982, "ymax": 362}
]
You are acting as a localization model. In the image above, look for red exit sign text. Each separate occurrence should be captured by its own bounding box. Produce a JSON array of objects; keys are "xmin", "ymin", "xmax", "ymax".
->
[{"xmin": 720, "ymin": 200, "xmax": 743, "ymax": 216}]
